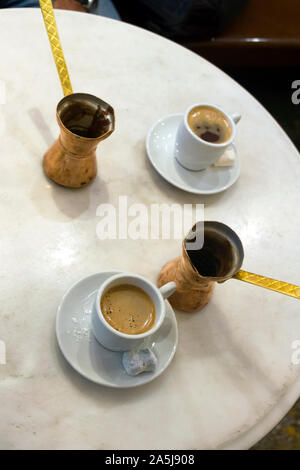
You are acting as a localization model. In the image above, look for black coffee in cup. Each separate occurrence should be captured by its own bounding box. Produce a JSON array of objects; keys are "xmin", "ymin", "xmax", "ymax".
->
[{"xmin": 187, "ymin": 106, "xmax": 232, "ymax": 144}]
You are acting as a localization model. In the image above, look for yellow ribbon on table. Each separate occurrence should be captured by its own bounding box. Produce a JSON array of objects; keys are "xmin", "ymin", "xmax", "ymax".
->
[{"xmin": 39, "ymin": 0, "xmax": 73, "ymax": 96}]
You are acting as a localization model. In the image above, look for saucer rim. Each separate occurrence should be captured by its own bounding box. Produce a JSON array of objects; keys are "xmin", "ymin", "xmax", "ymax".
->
[
  {"xmin": 56, "ymin": 271, "xmax": 178, "ymax": 388},
  {"xmin": 146, "ymin": 113, "xmax": 240, "ymax": 195}
]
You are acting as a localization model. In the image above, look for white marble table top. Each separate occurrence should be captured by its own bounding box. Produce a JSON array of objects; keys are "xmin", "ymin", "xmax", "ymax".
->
[{"xmin": 0, "ymin": 9, "xmax": 300, "ymax": 450}]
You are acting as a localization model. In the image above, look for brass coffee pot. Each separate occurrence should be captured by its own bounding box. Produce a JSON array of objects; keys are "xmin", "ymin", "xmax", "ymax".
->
[
  {"xmin": 158, "ymin": 221, "xmax": 300, "ymax": 312},
  {"xmin": 43, "ymin": 93, "xmax": 115, "ymax": 188},
  {"xmin": 39, "ymin": 1, "xmax": 115, "ymax": 188}
]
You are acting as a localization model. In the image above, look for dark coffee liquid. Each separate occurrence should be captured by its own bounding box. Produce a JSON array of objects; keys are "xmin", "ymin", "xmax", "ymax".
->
[
  {"xmin": 194, "ymin": 128, "xmax": 221, "ymax": 143},
  {"xmin": 186, "ymin": 228, "xmax": 235, "ymax": 278},
  {"xmin": 188, "ymin": 106, "xmax": 232, "ymax": 144},
  {"xmin": 61, "ymin": 102, "xmax": 111, "ymax": 138},
  {"xmin": 69, "ymin": 128, "xmax": 91, "ymax": 137},
  {"xmin": 188, "ymin": 248, "xmax": 221, "ymax": 277}
]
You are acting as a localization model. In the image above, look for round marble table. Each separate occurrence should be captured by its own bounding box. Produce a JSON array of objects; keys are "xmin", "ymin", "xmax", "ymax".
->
[{"xmin": 0, "ymin": 9, "xmax": 300, "ymax": 450}]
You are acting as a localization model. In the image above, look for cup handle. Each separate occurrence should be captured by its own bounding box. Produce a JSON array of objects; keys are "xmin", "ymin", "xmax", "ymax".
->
[
  {"xmin": 159, "ymin": 282, "xmax": 177, "ymax": 299},
  {"xmin": 231, "ymin": 113, "xmax": 241, "ymax": 124}
]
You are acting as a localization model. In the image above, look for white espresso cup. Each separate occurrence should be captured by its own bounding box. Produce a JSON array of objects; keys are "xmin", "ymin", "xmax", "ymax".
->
[
  {"xmin": 174, "ymin": 103, "xmax": 241, "ymax": 171},
  {"xmin": 91, "ymin": 273, "xmax": 176, "ymax": 352}
]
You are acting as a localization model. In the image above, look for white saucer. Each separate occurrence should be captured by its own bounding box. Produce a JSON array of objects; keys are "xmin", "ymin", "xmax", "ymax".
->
[
  {"xmin": 146, "ymin": 113, "xmax": 240, "ymax": 195},
  {"xmin": 56, "ymin": 271, "xmax": 178, "ymax": 388}
]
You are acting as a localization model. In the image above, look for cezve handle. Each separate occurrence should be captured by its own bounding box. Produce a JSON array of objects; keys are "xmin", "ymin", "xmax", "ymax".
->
[
  {"xmin": 233, "ymin": 270, "xmax": 300, "ymax": 299},
  {"xmin": 39, "ymin": 0, "xmax": 73, "ymax": 96}
]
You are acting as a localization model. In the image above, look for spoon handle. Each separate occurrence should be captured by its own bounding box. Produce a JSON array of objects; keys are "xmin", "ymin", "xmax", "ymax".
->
[
  {"xmin": 39, "ymin": 0, "xmax": 73, "ymax": 96},
  {"xmin": 233, "ymin": 270, "xmax": 300, "ymax": 299}
]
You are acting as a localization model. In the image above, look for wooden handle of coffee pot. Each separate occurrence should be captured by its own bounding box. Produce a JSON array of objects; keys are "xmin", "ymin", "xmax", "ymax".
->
[{"xmin": 233, "ymin": 270, "xmax": 300, "ymax": 299}]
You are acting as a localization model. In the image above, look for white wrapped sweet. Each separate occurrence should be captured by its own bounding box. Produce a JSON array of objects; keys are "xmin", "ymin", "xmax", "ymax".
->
[
  {"xmin": 122, "ymin": 348, "xmax": 157, "ymax": 376},
  {"xmin": 213, "ymin": 147, "xmax": 236, "ymax": 167}
]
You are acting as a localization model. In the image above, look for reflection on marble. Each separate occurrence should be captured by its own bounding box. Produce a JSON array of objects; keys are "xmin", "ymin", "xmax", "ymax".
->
[{"xmin": 0, "ymin": 9, "xmax": 300, "ymax": 450}]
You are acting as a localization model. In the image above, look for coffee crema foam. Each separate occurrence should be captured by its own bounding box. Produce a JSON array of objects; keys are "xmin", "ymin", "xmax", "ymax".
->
[
  {"xmin": 101, "ymin": 284, "xmax": 156, "ymax": 335},
  {"xmin": 187, "ymin": 106, "xmax": 232, "ymax": 144}
]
